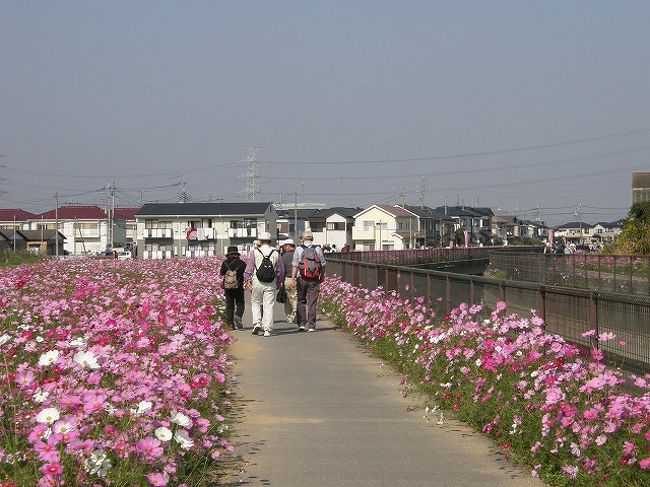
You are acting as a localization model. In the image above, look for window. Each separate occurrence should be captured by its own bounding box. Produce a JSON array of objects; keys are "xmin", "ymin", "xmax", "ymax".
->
[
  {"xmin": 363, "ymin": 220, "xmax": 374, "ymax": 231},
  {"xmin": 326, "ymin": 222, "xmax": 345, "ymax": 231},
  {"xmin": 310, "ymin": 222, "xmax": 325, "ymax": 232},
  {"xmin": 230, "ymin": 219, "xmax": 255, "ymax": 229}
]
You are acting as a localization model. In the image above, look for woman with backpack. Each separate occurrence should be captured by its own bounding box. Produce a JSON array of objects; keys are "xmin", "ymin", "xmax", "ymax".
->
[
  {"xmin": 220, "ymin": 246, "xmax": 247, "ymax": 330},
  {"xmin": 290, "ymin": 230, "xmax": 326, "ymax": 332}
]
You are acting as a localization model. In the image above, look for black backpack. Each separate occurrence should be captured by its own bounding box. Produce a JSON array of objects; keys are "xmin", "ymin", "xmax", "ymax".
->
[{"xmin": 255, "ymin": 249, "xmax": 276, "ymax": 283}]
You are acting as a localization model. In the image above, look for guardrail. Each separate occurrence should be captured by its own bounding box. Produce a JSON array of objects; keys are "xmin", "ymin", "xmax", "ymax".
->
[
  {"xmin": 490, "ymin": 252, "xmax": 650, "ymax": 296},
  {"xmin": 327, "ymin": 257, "xmax": 650, "ymax": 375}
]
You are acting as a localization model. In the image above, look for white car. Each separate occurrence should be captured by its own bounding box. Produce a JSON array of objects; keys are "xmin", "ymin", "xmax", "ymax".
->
[{"xmin": 116, "ymin": 251, "xmax": 132, "ymax": 260}]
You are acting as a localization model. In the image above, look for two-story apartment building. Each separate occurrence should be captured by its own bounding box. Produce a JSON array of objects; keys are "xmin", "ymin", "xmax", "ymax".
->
[
  {"xmin": 0, "ymin": 209, "xmax": 38, "ymax": 231},
  {"xmin": 403, "ymin": 206, "xmax": 456, "ymax": 247},
  {"xmin": 591, "ymin": 221, "xmax": 623, "ymax": 244},
  {"xmin": 114, "ymin": 207, "xmax": 140, "ymax": 251},
  {"xmin": 136, "ymin": 202, "xmax": 277, "ymax": 259},
  {"xmin": 36, "ymin": 206, "xmax": 125, "ymax": 255},
  {"xmin": 352, "ymin": 205, "xmax": 420, "ymax": 250},
  {"xmin": 554, "ymin": 221, "xmax": 594, "ymax": 246}
]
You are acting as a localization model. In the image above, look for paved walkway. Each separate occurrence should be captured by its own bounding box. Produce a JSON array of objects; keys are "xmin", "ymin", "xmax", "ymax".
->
[{"xmin": 225, "ymin": 297, "xmax": 546, "ymax": 487}]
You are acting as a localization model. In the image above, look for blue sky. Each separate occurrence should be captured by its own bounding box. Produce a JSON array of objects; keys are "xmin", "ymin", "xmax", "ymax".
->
[{"xmin": 1, "ymin": 1, "xmax": 649, "ymax": 224}]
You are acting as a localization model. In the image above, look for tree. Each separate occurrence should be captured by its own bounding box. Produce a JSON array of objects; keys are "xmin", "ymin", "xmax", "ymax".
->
[{"xmin": 615, "ymin": 202, "xmax": 650, "ymax": 255}]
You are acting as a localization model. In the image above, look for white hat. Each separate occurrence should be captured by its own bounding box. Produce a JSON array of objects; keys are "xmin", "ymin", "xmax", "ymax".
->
[
  {"xmin": 283, "ymin": 238, "xmax": 295, "ymax": 246},
  {"xmin": 258, "ymin": 231, "xmax": 272, "ymax": 241}
]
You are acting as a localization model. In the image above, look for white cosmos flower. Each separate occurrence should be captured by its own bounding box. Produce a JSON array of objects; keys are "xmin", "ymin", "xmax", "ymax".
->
[
  {"xmin": 170, "ymin": 411, "xmax": 192, "ymax": 428},
  {"xmin": 83, "ymin": 449, "xmax": 111, "ymax": 478},
  {"xmin": 154, "ymin": 426, "xmax": 173, "ymax": 442},
  {"xmin": 35, "ymin": 336, "xmax": 44, "ymax": 343},
  {"xmin": 174, "ymin": 429, "xmax": 194, "ymax": 450},
  {"xmin": 73, "ymin": 351, "xmax": 100, "ymax": 370},
  {"xmin": 136, "ymin": 400, "xmax": 152, "ymax": 415},
  {"xmin": 36, "ymin": 407, "xmax": 60, "ymax": 424},
  {"xmin": 0, "ymin": 334, "xmax": 11, "ymax": 346},
  {"xmin": 38, "ymin": 350, "xmax": 60, "ymax": 367},
  {"xmin": 69, "ymin": 337, "xmax": 87, "ymax": 348},
  {"xmin": 33, "ymin": 388, "xmax": 49, "ymax": 403}
]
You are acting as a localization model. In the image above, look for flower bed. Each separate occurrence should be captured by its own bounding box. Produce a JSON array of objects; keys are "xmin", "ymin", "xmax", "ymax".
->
[
  {"xmin": 319, "ymin": 276, "xmax": 650, "ymax": 486},
  {"xmin": 0, "ymin": 258, "xmax": 232, "ymax": 486}
]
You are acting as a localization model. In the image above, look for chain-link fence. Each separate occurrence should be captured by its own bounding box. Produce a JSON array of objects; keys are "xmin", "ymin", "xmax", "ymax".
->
[{"xmin": 490, "ymin": 252, "xmax": 650, "ymax": 296}]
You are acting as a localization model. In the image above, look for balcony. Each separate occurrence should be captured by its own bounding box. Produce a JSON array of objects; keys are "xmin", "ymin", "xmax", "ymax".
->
[
  {"xmin": 141, "ymin": 228, "xmax": 173, "ymax": 239},
  {"xmin": 227, "ymin": 227, "xmax": 257, "ymax": 238},
  {"xmin": 142, "ymin": 250, "xmax": 173, "ymax": 259}
]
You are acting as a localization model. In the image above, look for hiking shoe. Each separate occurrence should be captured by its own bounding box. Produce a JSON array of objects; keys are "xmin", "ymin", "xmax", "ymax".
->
[
  {"xmin": 234, "ymin": 316, "xmax": 243, "ymax": 329},
  {"xmin": 263, "ymin": 330, "xmax": 271, "ymax": 337},
  {"xmin": 298, "ymin": 325, "xmax": 306, "ymax": 332},
  {"xmin": 252, "ymin": 325, "xmax": 261, "ymax": 335}
]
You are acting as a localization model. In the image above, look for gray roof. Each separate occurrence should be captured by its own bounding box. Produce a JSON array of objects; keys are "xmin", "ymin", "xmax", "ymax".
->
[
  {"xmin": 18, "ymin": 230, "xmax": 66, "ymax": 241},
  {"xmin": 324, "ymin": 207, "xmax": 362, "ymax": 218},
  {"xmin": 555, "ymin": 221, "xmax": 594, "ymax": 229},
  {"xmin": 277, "ymin": 208, "xmax": 320, "ymax": 220},
  {"xmin": 138, "ymin": 202, "xmax": 273, "ymax": 217},
  {"xmin": 433, "ymin": 206, "xmax": 493, "ymax": 218},
  {"xmin": 632, "ymin": 172, "xmax": 650, "ymax": 188}
]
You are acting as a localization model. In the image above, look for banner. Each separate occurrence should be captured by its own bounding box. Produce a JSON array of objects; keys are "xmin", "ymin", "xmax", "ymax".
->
[
  {"xmin": 547, "ymin": 228, "xmax": 554, "ymax": 247},
  {"xmin": 464, "ymin": 230, "xmax": 469, "ymax": 248}
]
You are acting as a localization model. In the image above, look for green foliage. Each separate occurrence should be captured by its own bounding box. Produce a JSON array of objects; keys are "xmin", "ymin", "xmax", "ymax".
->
[
  {"xmin": 614, "ymin": 202, "xmax": 650, "ymax": 255},
  {"xmin": 0, "ymin": 250, "xmax": 46, "ymax": 268}
]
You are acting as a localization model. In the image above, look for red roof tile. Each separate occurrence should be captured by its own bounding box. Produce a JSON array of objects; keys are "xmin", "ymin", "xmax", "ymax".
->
[
  {"xmin": 0, "ymin": 209, "xmax": 38, "ymax": 221},
  {"xmin": 114, "ymin": 207, "xmax": 140, "ymax": 220},
  {"xmin": 376, "ymin": 205, "xmax": 418, "ymax": 218},
  {"xmin": 38, "ymin": 206, "xmax": 107, "ymax": 220}
]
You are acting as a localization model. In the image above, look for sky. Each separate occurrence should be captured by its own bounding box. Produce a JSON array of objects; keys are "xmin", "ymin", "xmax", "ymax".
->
[{"xmin": 1, "ymin": 1, "xmax": 649, "ymax": 225}]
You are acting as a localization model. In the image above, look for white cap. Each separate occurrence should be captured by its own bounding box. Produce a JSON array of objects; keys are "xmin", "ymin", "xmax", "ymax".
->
[
  {"xmin": 258, "ymin": 231, "xmax": 272, "ymax": 241},
  {"xmin": 283, "ymin": 238, "xmax": 295, "ymax": 246}
]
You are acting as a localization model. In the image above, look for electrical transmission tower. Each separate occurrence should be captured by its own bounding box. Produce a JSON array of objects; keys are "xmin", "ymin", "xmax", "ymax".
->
[
  {"xmin": 417, "ymin": 177, "xmax": 429, "ymax": 209},
  {"xmin": 241, "ymin": 146, "xmax": 260, "ymax": 202},
  {"xmin": 178, "ymin": 178, "xmax": 191, "ymax": 203}
]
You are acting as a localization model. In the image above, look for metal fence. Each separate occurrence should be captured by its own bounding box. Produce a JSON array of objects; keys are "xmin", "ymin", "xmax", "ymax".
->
[
  {"xmin": 490, "ymin": 252, "xmax": 650, "ymax": 296},
  {"xmin": 334, "ymin": 245, "xmax": 543, "ymax": 266},
  {"xmin": 327, "ymin": 257, "xmax": 650, "ymax": 375}
]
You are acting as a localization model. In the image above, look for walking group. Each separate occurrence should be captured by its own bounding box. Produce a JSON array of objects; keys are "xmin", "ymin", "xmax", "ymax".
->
[{"xmin": 219, "ymin": 230, "xmax": 326, "ymax": 337}]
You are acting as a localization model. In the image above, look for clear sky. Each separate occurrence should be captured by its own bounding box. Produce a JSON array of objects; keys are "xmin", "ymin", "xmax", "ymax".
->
[{"xmin": 1, "ymin": 1, "xmax": 649, "ymax": 224}]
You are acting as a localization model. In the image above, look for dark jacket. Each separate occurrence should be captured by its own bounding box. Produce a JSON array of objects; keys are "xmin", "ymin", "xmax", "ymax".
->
[{"xmin": 220, "ymin": 257, "xmax": 247, "ymax": 287}]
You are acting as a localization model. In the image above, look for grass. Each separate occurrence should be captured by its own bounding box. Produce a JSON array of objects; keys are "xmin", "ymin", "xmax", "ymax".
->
[{"xmin": 0, "ymin": 250, "xmax": 47, "ymax": 268}]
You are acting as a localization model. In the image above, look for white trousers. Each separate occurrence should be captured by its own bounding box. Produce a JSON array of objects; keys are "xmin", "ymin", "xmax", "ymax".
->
[{"xmin": 251, "ymin": 279, "xmax": 276, "ymax": 332}]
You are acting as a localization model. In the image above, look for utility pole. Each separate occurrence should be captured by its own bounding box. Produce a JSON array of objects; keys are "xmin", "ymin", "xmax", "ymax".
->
[
  {"xmin": 178, "ymin": 178, "xmax": 190, "ymax": 204},
  {"xmin": 54, "ymin": 192, "xmax": 59, "ymax": 258},
  {"xmin": 13, "ymin": 214, "xmax": 16, "ymax": 251},
  {"xmin": 242, "ymin": 146, "xmax": 260, "ymax": 202},
  {"xmin": 575, "ymin": 202, "xmax": 583, "ymax": 242}
]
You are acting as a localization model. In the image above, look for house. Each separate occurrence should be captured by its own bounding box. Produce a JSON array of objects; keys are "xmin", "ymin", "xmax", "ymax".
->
[
  {"xmin": 404, "ymin": 206, "xmax": 455, "ymax": 247},
  {"xmin": 352, "ymin": 205, "xmax": 420, "ymax": 250},
  {"xmin": 14, "ymin": 230, "xmax": 66, "ymax": 255},
  {"xmin": 1, "ymin": 229, "xmax": 26, "ymax": 251},
  {"xmin": 491, "ymin": 215, "xmax": 520, "ymax": 242},
  {"xmin": 276, "ymin": 208, "xmax": 319, "ymax": 241},
  {"xmin": 554, "ymin": 221, "xmax": 594, "ymax": 245},
  {"xmin": 434, "ymin": 206, "xmax": 495, "ymax": 244},
  {"xmin": 305, "ymin": 207, "xmax": 360, "ymax": 249},
  {"xmin": 136, "ymin": 202, "xmax": 277, "ymax": 259},
  {"xmin": 0, "ymin": 209, "xmax": 37, "ymax": 231},
  {"xmin": 0, "ymin": 230, "xmax": 12, "ymax": 251},
  {"xmin": 591, "ymin": 221, "xmax": 623, "ymax": 244},
  {"xmin": 36, "ymin": 206, "xmax": 125, "ymax": 255},
  {"xmin": 517, "ymin": 220, "xmax": 549, "ymax": 241},
  {"xmin": 114, "ymin": 207, "xmax": 140, "ymax": 250}
]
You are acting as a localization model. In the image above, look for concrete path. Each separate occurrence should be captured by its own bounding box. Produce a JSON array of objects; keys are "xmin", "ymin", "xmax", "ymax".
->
[{"xmin": 225, "ymin": 298, "xmax": 546, "ymax": 487}]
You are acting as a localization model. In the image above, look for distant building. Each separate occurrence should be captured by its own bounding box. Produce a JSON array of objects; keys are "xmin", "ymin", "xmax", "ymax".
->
[
  {"xmin": 306, "ymin": 207, "xmax": 360, "ymax": 249},
  {"xmin": 352, "ymin": 205, "xmax": 420, "ymax": 250},
  {"xmin": 632, "ymin": 172, "xmax": 650, "ymax": 203},
  {"xmin": 135, "ymin": 202, "xmax": 277, "ymax": 259},
  {"xmin": 0, "ymin": 209, "xmax": 37, "ymax": 231}
]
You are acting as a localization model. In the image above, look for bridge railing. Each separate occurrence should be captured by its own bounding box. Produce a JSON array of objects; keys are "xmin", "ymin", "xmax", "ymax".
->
[
  {"xmin": 334, "ymin": 245, "xmax": 543, "ymax": 266},
  {"xmin": 326, "ymin": 256, "xmax": 650, "ymax": 375},
  {"xmin": 490, "ymin": 251, "xmax": 650, "ymax": 296}
]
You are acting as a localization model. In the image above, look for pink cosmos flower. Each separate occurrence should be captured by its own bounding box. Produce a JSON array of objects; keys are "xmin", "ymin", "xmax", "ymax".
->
[
  {"xmin": 640, "ymin": 457, "xmax": 650, "ymax": 470},
  {"xmin": 581, "ymin": 329, "xmax": 596, "ymax": 338},
  {"xmin": 137, "ymin": 437, "xmax": 164, "ymax": 461},
  {"xmin": 147, "ymin": 472, "xmax": 169, "ymax": 486},
  {"xmin": 40, "ymin": 462, "xmax": 63, "ymax": 477}
]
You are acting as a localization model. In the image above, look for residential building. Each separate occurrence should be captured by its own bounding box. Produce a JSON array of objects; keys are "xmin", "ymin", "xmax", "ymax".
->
[
  {"xmin": 434, "ymin": 206, "xmax": 495, "ymax": 244},
  {"xmin": 136, "ymin": 202, "xmax": 277, "ymax": 259},
  {"xmin": 36, "ymin": 206, "xmax": 125, "ymax": 255},
  {"xmin": 0, "ymin": 209, "xmax": 37, "ymax": 231},
  {"xmin": 517, "ymin": 220, "xmax": 549, "ymax": 240},
  {"xmin": 591, "ymin": 221, "xmax": 623, "ymax": 244},
  {"xmin": 10, "ymin": 229, "xmax": 66, "ymax": 255},
  {"xmin": 632, "ymin": 172, "xmax": 650, "ymax": 203},
  {"xmin": 0, "ymin": 230, "xmax": 11, "ymax": 251},
  {"xmin": 404, "ymin": 206, "xmax": 456, "ymax": 247},
  {"xmin": 276, "ymin": 208, "xmax": 318, "ymax": 241},
  {"xmin": 305, "ymin": 207, "xmax": 360, "ymax": 249},
  {"xmin": 554, "ymin": 221, "xmax": 594, "ymax": 245},
  {"xmin": 114, "ymin": 207, "xmax": 140, "ymax": 250},
  {"xmin": 491, "ymin": 215, "xmax": 520, "ymax": 242},
  {"xmin": 352, "ymin": 205, "xmax": 420, "ymax": 250}
]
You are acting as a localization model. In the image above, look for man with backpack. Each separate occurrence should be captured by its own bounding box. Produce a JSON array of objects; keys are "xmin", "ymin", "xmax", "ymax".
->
[
  {"xmin": 291, "ymin": 230, "xmax": 326, "ymax": 332},
  {"xmin": 244, "ymin": 231, "xmax": 284, "ymax": 337},
  {"xmin": 220, "ymin": 246, "xmax": 247, "ymax": 330}
]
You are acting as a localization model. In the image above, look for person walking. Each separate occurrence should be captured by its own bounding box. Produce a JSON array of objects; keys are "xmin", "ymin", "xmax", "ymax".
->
[
  {"xmin": 280, "ymin": 239, "xmax": 298, "ymax": 324},
  {"xmin": 220, "ymin": 246, "xmax": 246, "ymax": 330},
  {"xmin": 291, "ymin": 230, "xmax": 326, "ymax": 332},
  {"xmin": 244, "ymin": 231, "xmax": 284, "ymax": 337}
]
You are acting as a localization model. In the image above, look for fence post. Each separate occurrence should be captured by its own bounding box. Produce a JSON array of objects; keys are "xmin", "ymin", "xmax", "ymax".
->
[
  {"xmin": 410, "ymin": 269, "xmax": 415, "ymax": 298},
  {"xmin": 427, "ymin": 272, "xmax": 432, "ymax": 302},
  {"xmin": 499, "ymin": 280, "xmax": 506, "ymax": 302},
  {"xmin": 629, "ymin": 256, "xmax": 634, "ymax": 295},
  {"xmin": 539, "ymin": 285, "xmax": 546, "ymax": 323},
  {"xmin": 341, "ymin": 261, "xmax": 347, "ymax": 282},
  {"xmin": 589, "ymin": 290, "xmax": 599, "ymax": 350},
  {"xmin": 469, "ymin": 277, "xmax": 475, "ymax": 304},
  {"xmin": 384, "ymin": 265, "xmax": 389, "ymax": 291},
  {"xmin": 446, "ymin": 274, "xmax": 452, "ymax": 313},
  {"xmin": 353, "ymin": 263, "xmax": 360, "ymax": 287}
]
